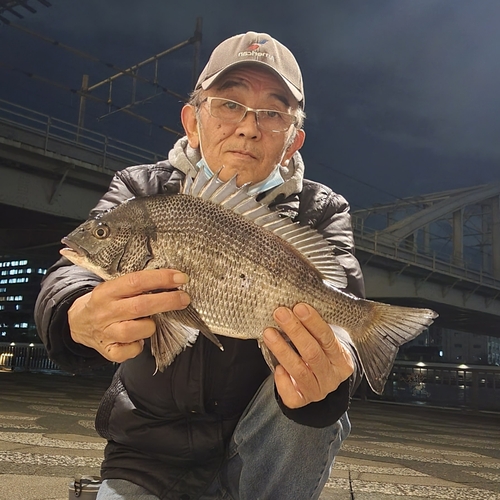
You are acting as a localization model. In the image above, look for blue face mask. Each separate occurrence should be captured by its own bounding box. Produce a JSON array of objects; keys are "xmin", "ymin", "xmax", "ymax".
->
[{"xmin": 196, "ymin": 159, "xmax": 284, "ymax": 196}]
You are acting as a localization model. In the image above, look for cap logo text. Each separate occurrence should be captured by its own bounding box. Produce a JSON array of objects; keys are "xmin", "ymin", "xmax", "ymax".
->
[{"xmin": 237, "ymin": 39, "xmax": 275, "ymax": 61}]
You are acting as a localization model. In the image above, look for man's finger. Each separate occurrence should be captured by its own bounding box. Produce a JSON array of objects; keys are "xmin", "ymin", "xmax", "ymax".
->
[
  {"xmin": 101, "ymin": 339, "xmax": 145, "ymax": 363},
  {"xmin": 291, "ymin": 303, "xmax": 340, "ymax": 354},
  {"xmin": 104, "ymin": 317, "xmax": 157, "ymax": 344},
  {"xmin": 272, "ymin": 306, "xmax": 328, "ymax": 369},
  {"xmin": 95, "ymin": 269, "xmax": 189, "ymax": 300},
  {"xmin": 110, "ymin": 289, "xmax": 191, "ymax": 322}
]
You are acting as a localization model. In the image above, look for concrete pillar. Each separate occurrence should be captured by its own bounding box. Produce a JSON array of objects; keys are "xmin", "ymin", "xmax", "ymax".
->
[
  {"xmin": 492, "ymin": 195, "xmax": 500, "ymax": 279},
  {"xmin": 422, "ymin": 224, "xmax": 431, "ymax": 255},
  {"xmin": 452, "ymin": 209, "xmax": 463, "ymax": 266}
]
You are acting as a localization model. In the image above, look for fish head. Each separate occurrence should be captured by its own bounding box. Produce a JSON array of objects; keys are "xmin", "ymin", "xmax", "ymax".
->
[{"xmin": 60, "ymin": 201, "xmax": 154, "ymax": 280}]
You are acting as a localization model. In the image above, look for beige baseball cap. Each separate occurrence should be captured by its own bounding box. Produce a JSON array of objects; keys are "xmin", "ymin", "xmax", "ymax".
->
[{"xmin": 195, "ymin": 31, "xmax": 305, "ymax": 108}]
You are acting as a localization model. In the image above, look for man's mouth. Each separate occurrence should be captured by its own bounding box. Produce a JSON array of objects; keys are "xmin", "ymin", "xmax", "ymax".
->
[{"xmin": 229, "ymin": 149, "xmax": 257, "ymax": 159}]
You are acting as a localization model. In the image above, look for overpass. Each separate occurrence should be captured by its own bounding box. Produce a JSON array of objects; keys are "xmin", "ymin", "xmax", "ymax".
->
[
  {"xmin": 352, "ymin": 185, "xmax": 500, "ymax": 338},
  {"xmin": 1, "ymin": 100, "xmax": 499, "ymax": 337}
]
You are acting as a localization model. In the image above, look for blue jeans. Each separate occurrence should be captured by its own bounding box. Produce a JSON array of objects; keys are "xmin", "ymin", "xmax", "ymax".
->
[{"xmin": 97, "ymin": 376, "xmax": 351, "ymax": 500}]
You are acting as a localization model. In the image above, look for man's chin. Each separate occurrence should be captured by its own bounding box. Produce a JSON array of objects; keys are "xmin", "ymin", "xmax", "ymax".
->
[{"xmin": 218, "ymin": 165, "xmax": 270, "ymax": 187}]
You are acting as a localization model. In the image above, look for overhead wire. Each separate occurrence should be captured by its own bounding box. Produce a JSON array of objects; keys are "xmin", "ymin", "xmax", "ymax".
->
[{"xmin": 0, "ymin": 61, "xmax": 183, "ymax": 137}]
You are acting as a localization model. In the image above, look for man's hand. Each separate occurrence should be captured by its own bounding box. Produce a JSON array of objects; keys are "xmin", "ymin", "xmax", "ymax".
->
[
  {"xmin": 68, "ymin": 269, "xmax": 190, "ymax": 363},
  {"xmin": 263, "ymin": 303, "xmax": 354, "ymax": 409}
]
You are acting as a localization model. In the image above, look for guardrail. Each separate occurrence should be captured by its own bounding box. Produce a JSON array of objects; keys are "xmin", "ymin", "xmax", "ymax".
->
[
  {"xmin": 0, "ymin": 342, "xmax": 62, "ymax": 372},
  {"xmin": 2, "ymin": 343, "xmax": 499, "ymax": 411},
  {"xmin": 0, "ymin": 98, "xmax": 163, "ymax": 168},
  {"xmin": 352, "ymin": 215, "xmax": 500, "ymax": 290}
]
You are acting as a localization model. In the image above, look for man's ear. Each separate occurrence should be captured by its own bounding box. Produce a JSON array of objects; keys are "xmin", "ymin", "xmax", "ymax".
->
[
  {"xmin": 181, "ymin": 104, "xmax": 199, "ymax": 149},
  {"xmin": 282, "ymin": 129, "xmax": 306, "ymax": 165}
]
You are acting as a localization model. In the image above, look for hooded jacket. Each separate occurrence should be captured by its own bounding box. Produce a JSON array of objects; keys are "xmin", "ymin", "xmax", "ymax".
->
[{"xmin": 35, "ymin": 138, "xmax": 365, "ymax": 500}]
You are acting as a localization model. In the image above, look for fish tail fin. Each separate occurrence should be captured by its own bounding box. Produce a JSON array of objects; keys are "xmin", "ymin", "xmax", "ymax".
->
[
  {"xmin": 351, "ymin": 303, "xmax": 438, "ymax": 395},
  {"xmin": 150, "ymin": 313, "xmax": 199, "ymax": 373}
]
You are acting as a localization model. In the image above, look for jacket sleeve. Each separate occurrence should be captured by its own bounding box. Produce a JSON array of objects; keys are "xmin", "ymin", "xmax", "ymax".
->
[
  {"xmin": 34, "ymin": 166, "xmax": 162, "ymax": 373},
  {"xmin": 276, "ymin": 182, "xmax": 364, "ymax": 427}
]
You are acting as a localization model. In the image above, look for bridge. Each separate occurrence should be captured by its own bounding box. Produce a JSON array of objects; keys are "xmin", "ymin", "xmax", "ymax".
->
[
  {"xmin": 352, "ymin": 186, "xmax": 500, "ymax": 338},
  {"xmin": 1, "ymin": 99, "xmax": 499, "ymax": 339}
]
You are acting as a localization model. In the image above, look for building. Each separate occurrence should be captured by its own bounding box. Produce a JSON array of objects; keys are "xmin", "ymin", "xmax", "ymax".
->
[
  {"xmin": 0, "ymin": 257, "xmax": 51, "ymax": 343},
  {"xmin": 441, "ymin": 328, "xmax": 500, "ymax": 366},
  {"xmin": 400, "ymin": 325, "xmax": 500, "ymax": 366}
]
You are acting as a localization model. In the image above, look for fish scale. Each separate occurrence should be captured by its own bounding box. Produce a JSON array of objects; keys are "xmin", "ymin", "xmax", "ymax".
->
[{"xmin": 60, "ymin": 169, "xmax": 438, "ymax": 395}]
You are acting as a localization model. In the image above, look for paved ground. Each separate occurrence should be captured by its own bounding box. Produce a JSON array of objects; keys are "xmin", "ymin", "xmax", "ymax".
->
[{"xmin": 0, "ymin": 370, "xmax": 499, "ymax": 500}]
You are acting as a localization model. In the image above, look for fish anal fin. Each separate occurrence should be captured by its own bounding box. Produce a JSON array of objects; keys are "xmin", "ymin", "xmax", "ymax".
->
[{"xmin": 258, "ymin": 339, "xmax": 279, "ymax": 372}]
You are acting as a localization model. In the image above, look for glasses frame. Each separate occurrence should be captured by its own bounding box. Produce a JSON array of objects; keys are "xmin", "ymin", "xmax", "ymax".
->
[{"xmin": 200, "ymin": 96, "xmax": 298, "ymax": 133}]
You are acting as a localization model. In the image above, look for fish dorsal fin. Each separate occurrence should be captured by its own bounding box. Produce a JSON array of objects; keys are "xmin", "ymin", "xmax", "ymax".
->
[{"xmin": 181, "ymin": 169, "xmax": 348, "ymax": 289}]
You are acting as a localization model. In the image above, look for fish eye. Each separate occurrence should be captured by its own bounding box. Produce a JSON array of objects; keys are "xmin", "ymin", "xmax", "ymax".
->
[{"xmin": 93, "ymin": 222, "xmax": 110, "ymax": 239}]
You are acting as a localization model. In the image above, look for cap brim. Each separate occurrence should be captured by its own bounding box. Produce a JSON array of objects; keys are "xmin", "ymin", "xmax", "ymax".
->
[{"xmin": 199, "ymin": 60, "xmax": 303, "ymax": 105}]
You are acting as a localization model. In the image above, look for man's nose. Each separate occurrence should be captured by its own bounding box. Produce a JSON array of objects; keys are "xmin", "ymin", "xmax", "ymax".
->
[{"xmin": 236, "ymin": 110, "xmax": 261, "ymax": 136}]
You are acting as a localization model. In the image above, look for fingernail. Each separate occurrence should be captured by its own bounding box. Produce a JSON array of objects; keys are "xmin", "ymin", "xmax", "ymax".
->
[
  {"xmin": 179, "ymin": 292, "xmax": 191, "ymax": 306},
  {"xmin": 274, "ymin": 307, "xmax": 291, "ymax": 323},
  {"xmin": 294, "ymin": 303, "xmax": 310, "ymax": 320},
  {"xmin": 264, "ymin": 328, "xmax": 279, "ymax": 343},
  {"xmin": 173, "ymin": 272, "xmax": 189, "ymax": 284}
]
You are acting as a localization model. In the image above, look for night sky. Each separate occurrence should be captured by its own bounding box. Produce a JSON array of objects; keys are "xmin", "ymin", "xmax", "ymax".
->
[{"xmin": 1, "ymin": 0, "xmax": 499, "ymax": 213}]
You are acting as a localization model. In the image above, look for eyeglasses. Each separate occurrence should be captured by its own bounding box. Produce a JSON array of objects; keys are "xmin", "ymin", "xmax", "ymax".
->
[{"xmin": 201, "ymin": 97, "xmax": 298, "ymax": 132}]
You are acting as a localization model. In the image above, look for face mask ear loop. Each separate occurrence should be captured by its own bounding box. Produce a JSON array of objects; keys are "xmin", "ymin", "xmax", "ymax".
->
[
  {"xmin": 196, "ymin": 118, "xmax": 205, "ymax": 161},
  {"xmin": 279, "ymin": 127, "xmax": 297, "ymax": 167}
]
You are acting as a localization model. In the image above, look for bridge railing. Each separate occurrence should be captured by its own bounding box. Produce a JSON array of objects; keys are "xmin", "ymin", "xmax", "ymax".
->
[
  {"xmin": 0, "ymin": 342, "xmax": 115, "ymax": 375},
  {"xmin": 0, "ymin": 98, "xmax": 162, "ymax": 168},
  {"xmin": 0, "ymin": 342, "xmax": 63, "ymax": 372},
  {"xmin": 360, "ymin": 360, "xmax": 500, "ymax": 412},
  {"xmin": 2, "ymin": 343, "xmax": 498, "ymax": 411},
  {"xmin": 352, "ymin": 215, "xmax": 500, "ymax": 289}
]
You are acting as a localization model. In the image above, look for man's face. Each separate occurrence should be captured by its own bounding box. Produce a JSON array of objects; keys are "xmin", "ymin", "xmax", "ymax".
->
[{"xmin": 182, "ymin": 65, "xmax": 305, "ymax": 186}]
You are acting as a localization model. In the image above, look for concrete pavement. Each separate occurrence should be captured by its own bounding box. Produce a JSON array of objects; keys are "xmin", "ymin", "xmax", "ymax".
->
[{"xmin": 1, "ymin": 370, "xmax": 499, "ymax": 500}]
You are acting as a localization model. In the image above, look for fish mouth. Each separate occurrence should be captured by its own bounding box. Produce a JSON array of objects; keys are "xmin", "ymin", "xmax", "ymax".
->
[{"xmin": 60, "ymin": 237, "xmax": 87, "ymax": 259}]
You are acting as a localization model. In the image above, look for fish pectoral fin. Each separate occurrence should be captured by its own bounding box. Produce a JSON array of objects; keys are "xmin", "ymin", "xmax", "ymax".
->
[
  {"xmin": 114, "ymin": 234, "xmax": 153, "ymax": 274},
  {"xmin": 170, "ymin": 306, "xmax": 224, "ymax": 352},
  {"xmin": 151, "ymin": 313, "xmax": 199, "ymax": 372}
]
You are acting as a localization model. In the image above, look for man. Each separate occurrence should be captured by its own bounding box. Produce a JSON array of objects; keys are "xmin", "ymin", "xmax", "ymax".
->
[{"xmin": 35, "ymin": 32, "xmax": 365, "ymax": 500}]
